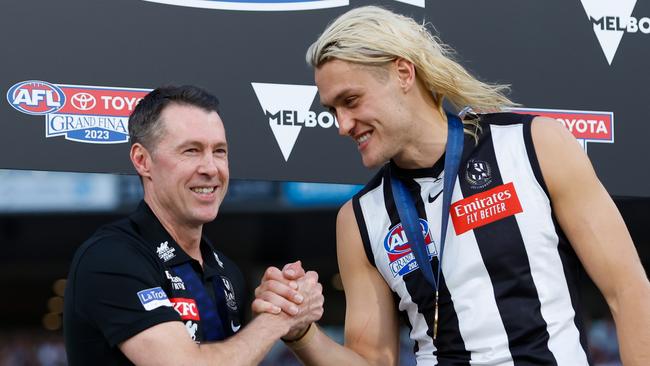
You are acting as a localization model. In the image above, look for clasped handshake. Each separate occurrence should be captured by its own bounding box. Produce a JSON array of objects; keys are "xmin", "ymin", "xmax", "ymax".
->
[{"xmin": 252, "ymin": 261, "xmax": 325, "ymax": 342}]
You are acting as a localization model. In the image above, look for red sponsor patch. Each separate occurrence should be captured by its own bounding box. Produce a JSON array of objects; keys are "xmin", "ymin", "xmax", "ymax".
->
[
  {"xmin": 170, "ymin": 298, "xmax": 200, "ymax": 321},
  {"xmin": 510, "ymin": 108, "xmax": 613, "ymax": 141},
  {"xmin": 451, "ymin": 182, "xmax": 523, "ymax": 235}
]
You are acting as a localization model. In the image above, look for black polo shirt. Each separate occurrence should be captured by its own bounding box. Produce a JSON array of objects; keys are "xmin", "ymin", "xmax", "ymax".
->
[{"xmin": 64, "ymin": 201, "xmax": 246, "ymax": 365}]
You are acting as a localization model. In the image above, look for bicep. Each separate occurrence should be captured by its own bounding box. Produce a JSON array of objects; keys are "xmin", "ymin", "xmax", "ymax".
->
[
  {"xmin": 337, "ymin": 201, "xmax": 399, "ymax": 366},
  {"xmin": 532, "ymin": 118, "xmax": 645, "ymax": 301}
]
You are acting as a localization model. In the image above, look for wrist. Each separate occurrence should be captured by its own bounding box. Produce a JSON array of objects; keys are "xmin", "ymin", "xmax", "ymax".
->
[
  {"xmin": 257, "ymin": 313, "xmax": 292, "ymax": 338},
  {"xmin": 282, "ymin": 323, "xmax": 317, "ymax": 350}
]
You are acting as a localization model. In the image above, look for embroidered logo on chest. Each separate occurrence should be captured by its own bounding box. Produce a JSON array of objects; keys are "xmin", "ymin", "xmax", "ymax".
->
[
  {"xmin": 156, "ymin": 241, "xmax": 176, "ymax": 262},
  {"xmin": 383, "ymin": 219, "xmax": 437, "ymax": 277},
  {"xmin": 450, "ymin": 182, "xmax": 523, "ymax": 234},
  {"xmin": 221, "ymin": 276, "xmax": 238, "ymax": 311},
  {"xmin": 465, "ymin": 159, "xmax": 492, "ymax": 189},
  {"xmin": 165, "ymin": 271, "xmax": 186, "ymax": 290}
]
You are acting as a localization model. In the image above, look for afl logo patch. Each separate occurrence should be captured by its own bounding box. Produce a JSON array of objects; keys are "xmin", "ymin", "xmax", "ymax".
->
[{"xmin": 465, "ymin": 159, "xmax": 492, "ymax": 189}]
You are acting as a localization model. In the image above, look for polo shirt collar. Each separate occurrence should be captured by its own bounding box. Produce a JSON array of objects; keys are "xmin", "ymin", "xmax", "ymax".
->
[{"xmin": 129, "ymin": 201, "xmax": 222, "ymax": 275}]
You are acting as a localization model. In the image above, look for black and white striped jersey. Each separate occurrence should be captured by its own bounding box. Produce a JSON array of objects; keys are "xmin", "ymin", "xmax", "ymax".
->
[{"xmin": 352, "ymin": 113, "xmax": 591, "ymax": 365}]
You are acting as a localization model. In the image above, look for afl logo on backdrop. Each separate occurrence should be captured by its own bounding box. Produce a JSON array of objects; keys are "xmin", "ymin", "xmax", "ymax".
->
[{"xmin": 7, "ymin": 80, "xmax": 65, "ymax": 115}]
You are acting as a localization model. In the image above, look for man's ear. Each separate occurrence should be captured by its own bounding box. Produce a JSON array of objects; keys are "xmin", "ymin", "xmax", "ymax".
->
[
  {"xmin": 394, "ymin": 57, "xmax": 416, "ymax": 92},
  {"xmin": 130, "ymin": 143, "xmax": 152, "ymax": 179}
]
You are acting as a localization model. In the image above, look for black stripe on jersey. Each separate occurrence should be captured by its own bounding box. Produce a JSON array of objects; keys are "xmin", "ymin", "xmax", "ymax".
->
[
  {"xmin": 554, "ymin": 215, "xmax": 592, "ymax": 364},
  {"xmin": 520, "ymin": 115, "xmax": 550, "ymax": 198},
  {"xmin": 392, "ymin": 176, "xmax": 471, "ymax": 365},
  {"xmin": 353, "ymin": 170, "xmax": 385, "ymax": 267},
  {"xmin": 459, "ymin": 122, "xmax": 557, "ymax": 365},
  {"xmin": 521, "ymin": 115, "xmax": 591, "ymax": 361}
]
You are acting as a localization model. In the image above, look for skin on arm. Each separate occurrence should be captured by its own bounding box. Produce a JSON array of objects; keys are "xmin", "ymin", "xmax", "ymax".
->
[
  {"xmin": 532, "ymin": 117, "xmax": 650, "ymax": 365},
  {"xmin": 119, "ymin": 312, "xmax": 292, "ymax": 366},
  {"xmin": 258, "ymin": 201, "xmax": 400, "ymax": 366}
]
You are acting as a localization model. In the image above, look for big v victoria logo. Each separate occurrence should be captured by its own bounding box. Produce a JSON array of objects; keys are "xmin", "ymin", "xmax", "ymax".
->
[
  {"xmin": 6, "ymin": 80, "xmax": 150, "ymax": 144},
  {"xmin": 252, "ymin": 82, "xmax": 338, "ymax": 161},
  {"xmin": 580, "ymin": 0, "xmax": 649, "ymax": 65},
  {"xmin": 510, "ymin": 107, "xmax": 614, "ymax": 152},
  {"xmin": 141, "ymin": 0, "xmax": 423, "ymax": 12}
]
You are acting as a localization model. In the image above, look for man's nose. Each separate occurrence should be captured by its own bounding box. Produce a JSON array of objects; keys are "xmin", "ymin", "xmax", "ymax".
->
[
  {"xmin": 337, "ymin": 110, "xmax": 354, "ymax": 136},
  {"xmin": 198, "ymin": 153, "xmax": 219, "ymax": 176}
]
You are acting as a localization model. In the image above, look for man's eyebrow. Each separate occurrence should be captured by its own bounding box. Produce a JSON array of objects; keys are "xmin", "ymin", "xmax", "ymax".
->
[
  {"xmin": 176, "ymin": 141, "xmax": 220, "ymax": 150},
  {"xmin": 321, "ymin": 88, "xmax": 353, "ymax": 109}
]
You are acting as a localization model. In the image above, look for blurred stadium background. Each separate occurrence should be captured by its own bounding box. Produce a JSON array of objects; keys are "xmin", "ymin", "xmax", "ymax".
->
[{"xmin": 0, "ymin": 169, "xmax": 647, "ymax": 365}]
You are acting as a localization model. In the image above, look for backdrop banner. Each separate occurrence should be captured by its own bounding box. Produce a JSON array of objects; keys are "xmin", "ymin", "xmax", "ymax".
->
[{"xmin": 1, "ymin": 0, "xmax": 648, "ymax": 197}]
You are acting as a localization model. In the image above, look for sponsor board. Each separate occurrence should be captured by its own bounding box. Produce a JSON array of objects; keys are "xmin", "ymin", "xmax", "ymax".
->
[
  {"xmin": 509, "ymin": 107, "xmax": 614, "ymax": 152},
  {"xmin": 252, "ymin": 82, "xmax": 338, "ymax": 161},
  {"xmin": 450, "ymin": 182, "xmax": 523, "ymax": 235},
  {"xmin": 383, "ymin": 218, "xmax": 437, "ymax": 277},
  {"xmin": 6, "ymin": 80, "xmax": 150, "ymax": 144},
  {"xmin": 580, "ymin": 0, "xmax": 648, "ymax": 65},
  {"xmin": 141, "ymin": 0, "xmax": 423, "ymax": 12}
]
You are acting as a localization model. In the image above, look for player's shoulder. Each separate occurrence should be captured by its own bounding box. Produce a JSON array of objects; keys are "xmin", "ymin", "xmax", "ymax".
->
[
  {"xmin": 478, "ymin": 112, "xmax": 537, "ymax": 127},
  {"xmin": 353, "ymin": 164, "xmax": 387, "ymax": 201},
  {"xmin": 72, "ymin": 217, "xmax": 153, "ymax": 272}
]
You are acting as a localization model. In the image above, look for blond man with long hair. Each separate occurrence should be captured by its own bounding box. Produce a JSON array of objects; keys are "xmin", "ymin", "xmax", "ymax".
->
[{"xmin": 254, "ymin": 6, "xmax": 650, "ymax": 365}]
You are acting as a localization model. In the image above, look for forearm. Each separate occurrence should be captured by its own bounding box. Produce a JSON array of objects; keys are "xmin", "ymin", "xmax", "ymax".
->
[
  {"xmin": 287, "ymin": 324, "xmax": 385, "ymax": 366},
  {"xmin": 200, "ymin": 313, "xmax": 288, "ymax": 365},
  {"xmin": 610, "ymin": 281, "xmax": 650, "ymax": 366}
]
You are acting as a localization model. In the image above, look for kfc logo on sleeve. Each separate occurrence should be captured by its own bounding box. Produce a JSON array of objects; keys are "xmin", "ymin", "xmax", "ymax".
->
[{"xmin": 170, "ymin": 298, "xmax": 200, "ymax": 321}]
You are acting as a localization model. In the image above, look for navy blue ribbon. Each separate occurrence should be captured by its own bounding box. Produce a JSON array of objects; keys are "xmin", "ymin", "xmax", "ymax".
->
[
  {"xmin": 390, "ymin": 111, "xmax": 464, "ymax": 292},
  {"xmin": 173, "ymin": 263, "xmax": 233, "ymax": 341}
]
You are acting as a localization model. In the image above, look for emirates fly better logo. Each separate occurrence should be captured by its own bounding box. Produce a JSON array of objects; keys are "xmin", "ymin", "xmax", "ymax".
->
[{"xmin": 580, "ymin": 0, "xmax": 649, "ymax": 65}]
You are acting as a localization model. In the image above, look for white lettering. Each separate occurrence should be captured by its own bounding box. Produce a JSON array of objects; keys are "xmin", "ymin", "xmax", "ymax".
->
[
  {"xmin": 318, "ymin": 112, "xmax": 335, "ymax": 128},
  {"xmin": 100, "ymin": 96, "xmax": 142, "ymax": 111},
  {"xmin": 305, "ymin": 111, "xmax": 317, "ymax": 127}
]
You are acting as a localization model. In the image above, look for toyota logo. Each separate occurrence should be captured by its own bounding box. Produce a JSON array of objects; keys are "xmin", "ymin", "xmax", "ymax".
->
[{"xmin": 71, "ymin": 92, "xmax": 96, "ymax": 111}]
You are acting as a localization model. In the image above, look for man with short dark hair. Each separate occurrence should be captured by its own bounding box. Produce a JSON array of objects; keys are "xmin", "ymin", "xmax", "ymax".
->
[{"xmin": 64, "ymin": 85, "xmax": 323, "ymax": 365}]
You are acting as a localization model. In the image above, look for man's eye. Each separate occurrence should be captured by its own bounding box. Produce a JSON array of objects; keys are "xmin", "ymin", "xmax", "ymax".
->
[{"xmin": 345, "ymin": 96, "xmax": 358, "ymax": 106}]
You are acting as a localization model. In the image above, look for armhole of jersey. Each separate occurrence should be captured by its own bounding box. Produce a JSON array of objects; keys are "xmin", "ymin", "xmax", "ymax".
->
[
  {"xmin": 352, "ymin": 195, "xmax": 376, "ymax": 268},
  {"xmin": 522, "ymin": 116, "xmax": 552, "ymax": 198}
]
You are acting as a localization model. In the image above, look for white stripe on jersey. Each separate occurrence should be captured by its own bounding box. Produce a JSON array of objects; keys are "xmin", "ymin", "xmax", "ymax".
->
[
  {"xmin": 491, "ymin": 124, "xmax": 589, "ymax": 365},
  {"xmin": 419, "ymin": 176, "xmax": 514, "ymax": 366},
  {"xmin": 359, "ymin": 179, "xmax": 438, "ymax": 362}
]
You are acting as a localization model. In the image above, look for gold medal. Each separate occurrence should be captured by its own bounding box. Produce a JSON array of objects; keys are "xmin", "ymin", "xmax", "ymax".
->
[{"xmin": 433, "ymin": 290, "xmax": 439, "ymax": 340}]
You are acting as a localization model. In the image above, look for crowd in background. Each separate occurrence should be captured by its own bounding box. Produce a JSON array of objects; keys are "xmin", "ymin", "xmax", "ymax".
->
[{"xmin": 0, "ymin": 319, "xmax": 621, "ymax": 366}]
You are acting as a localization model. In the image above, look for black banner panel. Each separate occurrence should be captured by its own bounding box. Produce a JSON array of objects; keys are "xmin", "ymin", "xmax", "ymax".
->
[{"xmin": 1, "ymin": 0, "xmax": 648, "ymax": 196}]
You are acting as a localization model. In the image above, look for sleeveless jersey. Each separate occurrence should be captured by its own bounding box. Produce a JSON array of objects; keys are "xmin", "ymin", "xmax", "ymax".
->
[{"xmin": 352, "ymin": 113, "xmax": 591, "ymax": 366}]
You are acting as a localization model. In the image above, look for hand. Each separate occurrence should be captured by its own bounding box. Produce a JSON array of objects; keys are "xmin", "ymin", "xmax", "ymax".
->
[
  {"xmin": 252, "ymin": 261, "xmax": 324, "ymax": 340},
  {"xmin": 252, "ymin": 261, "xmax": 307, "ymax": 316},
  {"xmin": 282, "ymin": 270, "xmax": 324, "ymax": 341}
]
